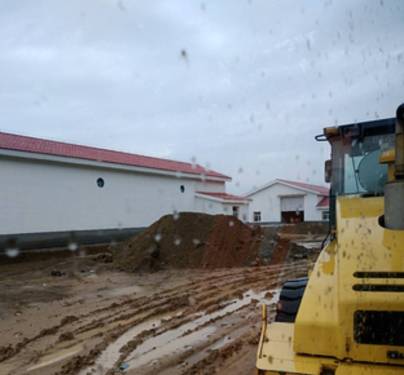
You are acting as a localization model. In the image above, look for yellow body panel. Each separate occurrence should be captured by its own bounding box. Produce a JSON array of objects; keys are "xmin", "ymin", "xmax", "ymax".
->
[
  {"xmin": 295, "ymin": 196, "xmax": 404, "ymax": 364},
  {"xmin": 256, "ymin": 322, "xmax": 336, "ymax": 374},
  {"xmin": 257, "ymin": 322, "xmax": 404, "ymax": 374},
  {"xmin": 257, "ymin": 195, "xmax": 404, "ymax": 373}
]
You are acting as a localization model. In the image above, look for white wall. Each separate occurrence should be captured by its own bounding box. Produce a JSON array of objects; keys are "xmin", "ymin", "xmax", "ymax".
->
[
  {"xmin": 194, "ymin": 198, "xmax": 249, "ymax": 221},
  {"xmin": 224, "ymin": 203, "xmax": 249, "ymax": 222},
  {"xmin": 304, "ymin": 193, "xmax": 323, "ymax": 221},
  {"xmin": 0, "ymin": 156, "xmax": 226, "ymax": 235},
  {"xmin": 247, "ymin": 183, "xmax": 303, "ymax": 222},
  {"xmin": 247, "ymin": 182, "xmax": 324, "ymax": 222}
]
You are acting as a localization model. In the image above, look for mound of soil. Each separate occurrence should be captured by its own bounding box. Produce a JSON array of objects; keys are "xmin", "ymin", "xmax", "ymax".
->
[{"xmin": 113, "ymin": 212, "xmax": 262, "ymax": 271}]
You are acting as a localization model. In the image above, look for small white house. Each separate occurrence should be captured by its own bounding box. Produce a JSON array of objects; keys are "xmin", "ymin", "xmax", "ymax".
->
[
  {"xmin": 245, "ymin": 179, "xmax": 329, "ymax": 223},
  {"xmin": 195, "ymin": 191, "xmax": 250, "ymax": 221},
  {"xmin": 0, "ymin": 132, "xmax": 248, "ymax": 241}
]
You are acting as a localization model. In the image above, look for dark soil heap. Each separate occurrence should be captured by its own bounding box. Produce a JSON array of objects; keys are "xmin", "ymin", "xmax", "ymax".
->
[{"xmin": 113, "ymin": 212, "xmax": 261, "ymax": 271}]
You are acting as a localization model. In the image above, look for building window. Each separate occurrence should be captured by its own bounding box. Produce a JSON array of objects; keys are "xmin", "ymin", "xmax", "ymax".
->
[
  {"xmin": 97, "ymin": 178, "xmax": 105, "ymax": 188},
  {"xmin": 180, "ymin": 185, "xmax": 185, "ymax": 193},
  {"xmin": 322, "ymin": 211, "xmax": 330, "ymax": 221},
  {"xmin": 232, "ymin": 206, "xmax": 239, "ymax": 217},
  {"xmin": 254, "ymin": 211, "xmax": 261, "ymax": 222}
]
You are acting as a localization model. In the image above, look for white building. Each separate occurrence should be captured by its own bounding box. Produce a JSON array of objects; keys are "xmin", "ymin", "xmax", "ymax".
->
[
  {"xmin": 0, "ymin": 132, "xmax": 249, "ymax": 242},
  {"xmin": 195, "ymin": 191, "xmax": 250, "ymax": 220},
  {"xmin": 245, "ymin": 179, "xmax": 329, "ymax": 223}
]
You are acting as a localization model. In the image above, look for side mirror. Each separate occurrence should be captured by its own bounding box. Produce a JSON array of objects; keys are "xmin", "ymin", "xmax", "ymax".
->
[{"xmin": 325, "ymin": 160, "xmax": 332, "ymax": 183}]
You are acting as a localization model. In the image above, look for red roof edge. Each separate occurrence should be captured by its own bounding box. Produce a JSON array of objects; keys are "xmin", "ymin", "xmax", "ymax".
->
[
  {"xmin": 196, "ymin": 191, "xmax": 250, "ymax": 202},
  {"xmin": 0, "ymin": 131, "xmax": 231, "ymax": 180},
  {"xmin": 278, "ymin": 179, "xmax": 329, "ymax": 196},
  {"xmin": 316, "ymin": 196, "xmax": 329, "ymax": 208}
]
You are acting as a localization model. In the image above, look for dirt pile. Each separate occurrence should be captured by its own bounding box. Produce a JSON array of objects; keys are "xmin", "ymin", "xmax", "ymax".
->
[{"xmin": 113, "ymin": 212, "xmax": 262, "ymax": 271}]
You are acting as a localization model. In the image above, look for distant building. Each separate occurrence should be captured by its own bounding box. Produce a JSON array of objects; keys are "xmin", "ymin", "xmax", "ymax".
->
[
  {"xmin": 0, "ymin": 132, "xmax": 248, "ymax": 246},
  {"xmin": 245, "ymin": 179, "xmax": 329, "ymax": 223}
]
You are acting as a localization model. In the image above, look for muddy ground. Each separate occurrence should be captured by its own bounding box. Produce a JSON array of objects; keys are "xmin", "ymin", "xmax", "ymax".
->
[
  {"xmin": 0, "ymin": 254, "xmax": 311, "ymax": 375},
  {"xmin": 0, "ymin": 218, "xmax": 325, "ymax": 375}
]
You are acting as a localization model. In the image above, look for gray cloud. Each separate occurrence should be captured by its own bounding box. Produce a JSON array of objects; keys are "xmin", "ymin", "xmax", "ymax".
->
[{"xmin": 0, "ymin": 0, "xmax": 403, "ymax": 193}]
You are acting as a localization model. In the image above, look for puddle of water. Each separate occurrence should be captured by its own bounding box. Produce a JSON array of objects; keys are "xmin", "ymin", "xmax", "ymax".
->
[
  {"xmin": 294, "ymin": 241, "xmax": 322, "ymax": 250},
  {"xmin": 27, "ymin": 344, "xmax": 82, "ymax": 372},
  {"xmin": 79, "ymin": 316, "xmax": 167, "ymax": 375},
  {"xmin": 125, "ymin": 288, "xmax": 279, "ymax": 370},
  {"xmin": 126, "ymin": 325, "xmax": 216, "ymax": 369},
  {"xmin": 104, "ymin": 285, "xmax": 144, "ymax": 298},
  {"xmin": 210, "ymin": 335, "xmax": 233, "ymax": 350},
  {"xmin": 81, "ymin": 289, "xmax": 280, "ymax": 374}
]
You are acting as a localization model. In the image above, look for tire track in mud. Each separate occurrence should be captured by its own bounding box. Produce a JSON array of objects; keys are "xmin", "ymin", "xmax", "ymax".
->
[
  {"xmin": 1, "ymin": 262, "xmax": 308, "ymax": 363},
  {"xmin": 72, "ymin": 264, "xmax": 307, "ymax": 375},
  {"xmin": 1, "ymin": 262, "xmax": 309, "ymax": 375}
]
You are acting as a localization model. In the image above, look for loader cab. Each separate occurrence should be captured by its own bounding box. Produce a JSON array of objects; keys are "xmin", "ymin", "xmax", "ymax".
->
[
  {"xmin": 258, "ymin": 111, "xmax": 404, "ymax": 375},
  {"xmin": 320, "ymin": 118, "xmax": 395, "ymax": 231}
]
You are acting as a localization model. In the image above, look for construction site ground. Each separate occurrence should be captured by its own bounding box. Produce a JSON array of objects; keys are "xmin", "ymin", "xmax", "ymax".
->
[{"xmin": 0, "ymin": 221, "xmax": 324, "ymax": 375}]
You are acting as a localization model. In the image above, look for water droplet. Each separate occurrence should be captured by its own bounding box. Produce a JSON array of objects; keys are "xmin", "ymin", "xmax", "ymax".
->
[
  {"xmin": 191, "ymin": 156, "xmax": 197, "ymax": 169},
  {"xmin": 180, "ymin": 49, "xmax": 188, "ymax": 61},
  {"xmin": 117, "ymin": 0, "xmax": 126, "ymax": 11},
  {"xmin": 5, "ymin": 247, "xmax": 19, "ymax": 258},
  {"xmin": 174, "ymin": 237, "xmax": 182, "ymax": 246},
  {"xmin": 192, "ymin": 238, "xmax": 201, "ymax": 246},
  {"xmin": 68, "ymin": 242, "xmax": 78, "ymax": 252},
  {"xmin": 229, "ymin": 221, "xmax": 234, "ymax": 227},
  {"xmin": 154, "ymin": 233, "xmax": 162, "ymax": 242},
  {"xmin": 173, "ymin": 210, "xmax": 180, "ymax": 220}
]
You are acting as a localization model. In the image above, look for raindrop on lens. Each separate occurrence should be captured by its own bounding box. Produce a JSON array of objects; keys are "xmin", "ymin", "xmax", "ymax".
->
[
  {"xmin": 229, "ymin": 221, "xmax": 234, "ymax": 227},
  {"xmin": 174, "ymin": 238, "xmax": 182, "ymax": 246},
  {"xmin": 68, "ymin": 242, "xmax": 78, "ymax": 252},
  {"xmin": 5, "ymin": 247, "xmax": 19, "ymax": 258},
  {"xmin": 173, "ymin": 210, "xmax": 180, "ymax": 220},
  {"xmin": 191, "ymin": 156, "xmax": 197, "ymax": 169},
  {"xmin": 154, "ymin": 233, "xmax": 162, "ymax": 242}
]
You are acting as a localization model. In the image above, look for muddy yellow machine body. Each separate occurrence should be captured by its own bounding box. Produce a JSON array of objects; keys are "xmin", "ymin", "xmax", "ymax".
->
[{"xmin": 257, "ymin": 105, "xmax": 404, "ymax": 374}]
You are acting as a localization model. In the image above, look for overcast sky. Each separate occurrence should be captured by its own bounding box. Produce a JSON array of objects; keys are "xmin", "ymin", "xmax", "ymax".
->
[{"xmin": 0, "ymin": 0, "xmax": 402, "ymax": 193}]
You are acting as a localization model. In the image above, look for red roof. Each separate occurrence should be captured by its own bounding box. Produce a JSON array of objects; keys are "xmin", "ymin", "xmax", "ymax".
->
[
  {"xmin": 0, "ymin": 132, "xmax": 230, "ymax": 180},
  {"xmin": 278, "ymin": 179, "xmax": 329, "ymax": 196},
  {"xmin": 196, "ymin": 191, "xmax": 249, "ymax": 202},
  {"xmin": 317, "ymin": 196, "xmax": 329, "ymax": 208}
]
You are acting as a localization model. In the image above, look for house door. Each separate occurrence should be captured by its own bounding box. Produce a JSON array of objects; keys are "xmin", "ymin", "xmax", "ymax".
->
[{"xmin": 280, "ymin": 196, "xmax": 304, "ymax": 223}]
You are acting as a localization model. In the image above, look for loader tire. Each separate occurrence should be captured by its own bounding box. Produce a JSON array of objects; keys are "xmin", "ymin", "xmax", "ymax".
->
[{"xmin": 275, "ymin": 277, "xmax": 308, "ymax": 323}]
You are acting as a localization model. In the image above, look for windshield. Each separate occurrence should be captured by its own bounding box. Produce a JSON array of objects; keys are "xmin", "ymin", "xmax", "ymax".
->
[{"xmin": 331, "ymin": 132, "xmax": 394, "ymax": 196}]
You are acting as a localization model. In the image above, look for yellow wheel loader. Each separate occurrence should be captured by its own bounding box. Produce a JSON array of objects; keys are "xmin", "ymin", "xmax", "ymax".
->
[{"xmin": 256, "ymin": 103, "xmax": 404, "ymax": 375}]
